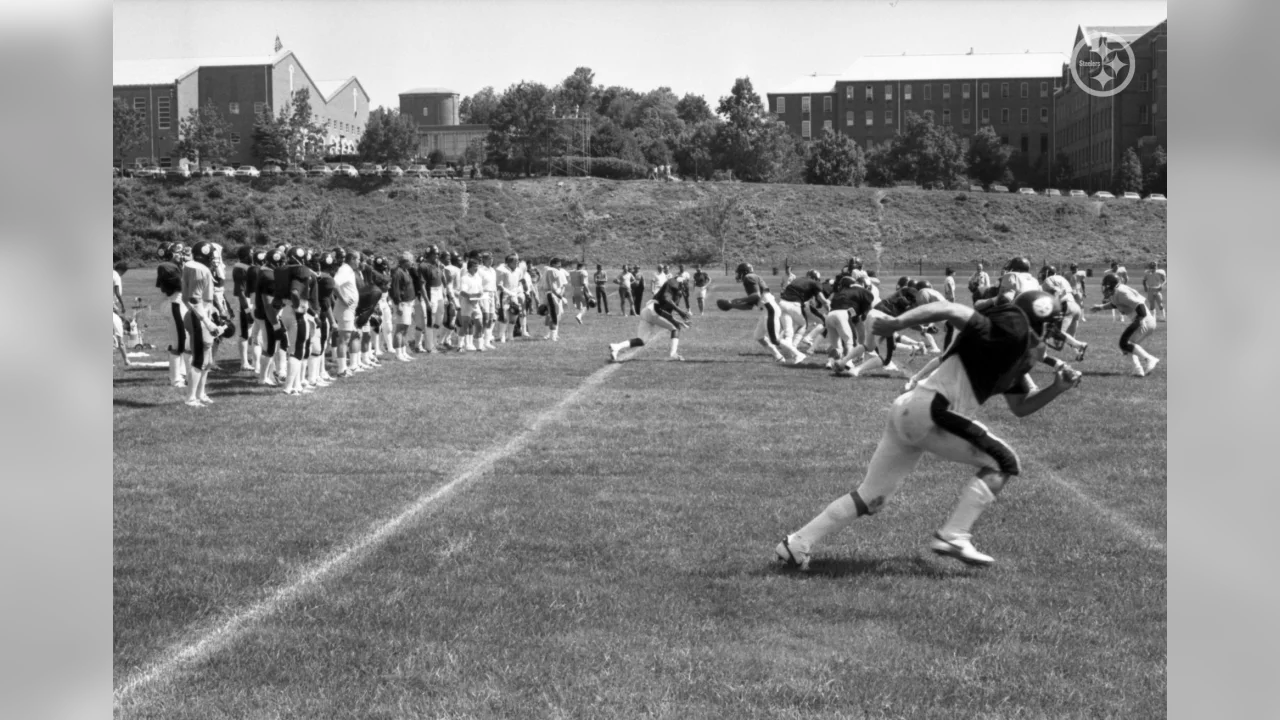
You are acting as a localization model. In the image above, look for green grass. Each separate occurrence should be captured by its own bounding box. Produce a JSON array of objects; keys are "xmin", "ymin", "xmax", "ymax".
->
[
  {"xmin": 113, "ymin": 175, "xmax": 1166, "ymax": 271},
  {"xmin": 114, "ymin": 273, "xmax": 1165, "ymax": 719}
]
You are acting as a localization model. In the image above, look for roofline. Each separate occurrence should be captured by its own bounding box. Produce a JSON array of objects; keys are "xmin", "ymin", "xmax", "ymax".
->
[{"xmin": 317, "ymin": 76, "xmax": 371, "ymax": 103}]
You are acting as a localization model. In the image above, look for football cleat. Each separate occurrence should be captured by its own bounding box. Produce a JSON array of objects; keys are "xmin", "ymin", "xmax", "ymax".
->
[
  {"xmin": 789, "ymin": 352, "xmax": 807, "ymax": 365},
  {"xmin": 1143, "ymin": 357, "xmax": 1160, "ymax": 374},
  {"xmin": 1075, "ymin": 343, "xmax": 1089, "ymax": 362},
  {"xmin": 775, "ymin": 536, "xmax": 811, "ymax": 571},
  {"xmin": 668, "ymin": 354, "xmax": 684, "ymax": 362},
  {"xmin": 930, "ymin": 532, "xmax": 994, "ymax": 567}
]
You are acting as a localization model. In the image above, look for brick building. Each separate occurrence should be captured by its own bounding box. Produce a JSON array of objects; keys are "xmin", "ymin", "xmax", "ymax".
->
[
  {"xmin": 112, "ymin": 47, "xmax": 369, "ymax": 168},
  {"xmin": 1053, "ymin": 21, "xmax": 1167, "ymax": 191},
  {"xmin": 768, "ymin": 52, "xmax": 1065, "ymax": 168},
  {"xmin": 399, "ymin": 87, "xmax": 488, "ymax": 164}
]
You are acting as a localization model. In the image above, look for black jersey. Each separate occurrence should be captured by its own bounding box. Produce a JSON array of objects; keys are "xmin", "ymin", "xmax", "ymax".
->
[
  {"xmin": 273, "ymin": 264, "xmax": 316, "ymax": 309},
  {"xmin": 155, "ymin": 262, "xmax": 182, "ymax": 296},
  {"xmin": 742, "ymin": 273, "xmax": 768, "ymax": 297},
  {"xmin": 940, "ymin": 304, "xmax": 1040, "ymax": 405},
  {"xmin": 830, "ymin": 286, "xmax": 874, "ymax": 317},
  {"xmin": 253, "ymin": 266, "xmax": 275, "ymax": 319},
  {"xmin": 316, "ymin": 272, "xmax": 335, "ymax": 317},
  {"xmin": 780, "ymin": 277, "xmax": 822, "ymax": 304},
  {"xmin": 693, "ymin": 270, "xmax": 710, "ymax": 288},
  {"xmin": 390, "ymin": 267, "xmax": 415, "ymax": 305},
  {"xmin": 653, "ymin": 278, "xmax": 684, "ymax": 311}
]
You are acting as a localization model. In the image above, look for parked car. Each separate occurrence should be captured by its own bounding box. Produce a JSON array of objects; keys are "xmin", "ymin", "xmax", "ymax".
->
[
  {"xmin": 204, "ymin": 165, "xmax": 236, "ymax": 178},
  {"xmin": 333, "ymin": 163, "xmax": 359, "ymax": 178},
  {"xmin": 1092, "ymin": 191, "xmax": 1115, "ymax": 200},
  {"xmin": 383, "ymin": 165, "xmax": 405, "ymax": 177},
  {"xmin": 284, "ymin": 164, "xmax": 307, "ymax": 177},
  {"xmin": 1121, "ymin": 191, "xmax": 1141, "ymax": 200},
  {"xmin": 405, "ymin": 164, "xmax": 430, "ymax": 178},
  {"xmin": 260, "ymin": 163, "xmax": 283, "ymax": 176},
  {"xmin": 968, "ymin": 184, "xmax": 984, "ymax": 193},
  {"xmin": 358, "ymin": 163, "xmax": 384, "ymax": 177},
  {"xmin": 1068, "ymin": 189, "xmax": 1088, "ymax": 198},
  {"xmin": 165, "ymin": 165, "xmax": 191, "ymax": 179},
  {"xmin": 430, "ymin": 167, "xmax": 454, "ymax": 178},
  {"xmin": 988, "ymin": 184, "xmax": 1010, "ymax": 193},
  {"xmin": 307, "ymin": 163, "xmax": 334, "ymax": 177},
  {"xmin": 1017, "ymin": 187, "xmax": 1037, "ymax": 196},
  {"xmin": 131, "ymin": 165, "xmax": 163, "ymax": 178},
  {"xmin": 1144, "ymin": 193, "xmax": 1167, "ymax": 202},
  {"xmin": 235, "ymin": 165, "xmax": 261, "ymax": 178},
  {"xmin": 1044, "ymin": 188, "xmax": 1062, "ymax": 197}
]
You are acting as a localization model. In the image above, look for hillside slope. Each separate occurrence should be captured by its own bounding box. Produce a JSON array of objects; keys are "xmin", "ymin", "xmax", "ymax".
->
[{"xmin": 113, "ymin": 176, "xmax": 1166, "ymax": 269}]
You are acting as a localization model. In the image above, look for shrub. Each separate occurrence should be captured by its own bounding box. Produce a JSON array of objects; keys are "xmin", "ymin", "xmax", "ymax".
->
[
  {"xmin": 993, "ymin": 220, "xmax": 1011, "ymax": 233},
  {"xmin": 205, "ymin": 185, "xmax": 224, "ymax": 200}
]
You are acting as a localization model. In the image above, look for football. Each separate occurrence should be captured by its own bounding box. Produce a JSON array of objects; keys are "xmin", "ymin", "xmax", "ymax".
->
[{"xmin": 716, "ymin": 298, "xmax": 733, "ymax": 311}]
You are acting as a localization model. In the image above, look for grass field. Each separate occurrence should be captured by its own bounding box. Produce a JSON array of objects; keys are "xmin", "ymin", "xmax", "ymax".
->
[{"xmin": 113, "ymin": 271, "xmax": 1166, "ymax": 719}]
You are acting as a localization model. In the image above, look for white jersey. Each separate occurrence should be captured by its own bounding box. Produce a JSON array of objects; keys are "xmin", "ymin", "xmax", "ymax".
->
[
  {"xmin": 443, "ymin": 265, "xmax": 461, "ymax": 292},
  {"xmin": 496, "ymin": 264, "xmax": 526, "ymax": 295},
  {"xmin": 478, "ymin": 265, "xmax": 498, "ymax": 295},
  {"xmin": 1042, "ymin": 274, "xmax": 1074, "ymax": 302},
  {"xmin": 652, "ymin": 271, "xmax": 670, "ymax": 287}
]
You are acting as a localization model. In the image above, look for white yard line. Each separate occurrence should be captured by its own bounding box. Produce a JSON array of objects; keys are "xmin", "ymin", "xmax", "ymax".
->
[
  {"xmin": 1042, "ymin": 470, "xmax": 1167, "ymax": 554},
  {"xmin": 114, "ymin": 362, "xmax": 623, "ymax": 707}
]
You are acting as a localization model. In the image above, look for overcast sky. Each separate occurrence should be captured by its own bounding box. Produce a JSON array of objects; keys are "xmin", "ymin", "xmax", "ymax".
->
[{"xmin": 113, "ymin": 0, "xmax": 1167, "ymax": 109}]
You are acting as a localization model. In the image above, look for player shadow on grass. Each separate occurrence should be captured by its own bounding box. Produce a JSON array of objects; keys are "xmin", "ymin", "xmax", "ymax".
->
[
  {"xmin": 774, "ymin": 554, "xmax": 962, "ymax": 579},
  {"xmin": 112, "ymin": 398, "xmax": 168, "ymax": 409}
]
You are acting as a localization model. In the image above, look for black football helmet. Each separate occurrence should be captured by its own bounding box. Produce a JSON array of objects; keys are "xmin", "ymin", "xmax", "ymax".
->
[
  {"xmin": 1012, "ymin": 289, "xmax": 1061, "ymax": 343},
  {"xmin": 190, "ymin": 241, "xmax": 215, "ymax": 266},
  {"xmin": 735, "ymin": 262, "xmax": 752, "ymax": 281},
  {"xmin": 1005, "ymin": 256, "xmax": 1032, "ymax": 273}
]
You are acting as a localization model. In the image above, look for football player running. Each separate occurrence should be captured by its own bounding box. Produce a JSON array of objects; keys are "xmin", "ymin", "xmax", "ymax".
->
[
  {"xmin": 1090, "ymin": 273, "xmax": 1161, "ymax": 377},
  {"xmin": 1040, "ymin": 265, "xmax": 1089, "ymax": 361},
  {"xmin": 777, "ymin": 290, "xmax": 1081, "ymax": 570},
  {"xmin": 777, "ymin": 271, "xmax": 828, "ymax": 364},
  {"xmin": 717, "ymin": 262, "xmax": 802, "ymax": 364},
  {"xmin": 692, "ymin": 265, "xmax": 711, "ymax": 315},
  {"xmin": 607, "ymin": 274, "xmax": 691, "ymax": 363}
]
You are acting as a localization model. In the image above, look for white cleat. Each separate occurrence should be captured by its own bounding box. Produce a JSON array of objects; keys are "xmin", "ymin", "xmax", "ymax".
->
[
  {"xmin": 608, "ymin": 346, "xmax": 621, "ymax": 363},
  {"xmin": 930, "ymin": 532, "xmax": 994, "ymax": 567},
  {"xmin": 184, "ymin": 399, "xmax": 204, "ymax": 408},
  {"xmin": 883, "ymin": 361, "xmax": 901, "ymax": 373},
  {"xmin": 1143, "ymin": 357, "xmax": 1160, "ymax": 374},
  {"xmin": 668, "ymin": 354, "xmax": 685, "ymax": 362},
  {"xmin": 904, "ymin": 379, "xmax": 919, "ymax": 392},
  {"xmin": 789, "ymin": 352, "xmax": 807, "ymax": 365},
  {"xmin": 775, "ymin": 536, "xmax": 811, "ymax": 571}
]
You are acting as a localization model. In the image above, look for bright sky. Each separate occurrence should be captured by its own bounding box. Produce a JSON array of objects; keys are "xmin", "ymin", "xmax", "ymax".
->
[{"xmin": 113, "ymin": 0, "xmax": 1167, "ymax": 110}]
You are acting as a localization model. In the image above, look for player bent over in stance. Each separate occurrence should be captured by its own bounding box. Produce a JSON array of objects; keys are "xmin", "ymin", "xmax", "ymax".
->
[
  {"xmin": 608, "ymin": 275, "xmax": 691, "ymax": 362},
  {"xmin": 1040, "ymin": 265, "xmax": 1089, "ymax": 361},
  {"xmin": 716, "ymin": 262, "xmax": 803, "ymax": 363},
  {"xmin": 776, "ymin": 290, "xmax": 1081, "ymax": 569},
  {"xmin": 1090, "ymin": 273, "xmax": 1161, "ymax": 377}
]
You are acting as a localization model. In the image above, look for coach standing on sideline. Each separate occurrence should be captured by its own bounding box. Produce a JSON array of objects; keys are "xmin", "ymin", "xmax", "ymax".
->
[
  {"xmin": 593, "ymin": 263, "xmax": 610, "ymax": 315},
  {"xmin": 333, "ymin": 249, "xmax": 360, "ymax": 377}
]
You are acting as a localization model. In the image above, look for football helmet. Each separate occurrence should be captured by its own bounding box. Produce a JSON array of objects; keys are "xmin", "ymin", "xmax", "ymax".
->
[
  {"xmin": 735, "ymin": 262, "xmax": 753, "ymax": 281},
  {"xmin": 806, "ymin": 270, "xmax": 820, "ymax": 281},
  {"xmin": 157, "ymin": 243, "xmax": 174, "ymax": 261},
  {"xmin": 1005, "ymin": 256, "xmax": 1031, "ymax": 273},
  {"xmin": 373, "ymin": 256, "xmax": 389, "ymax": 272},
  {"xmin": 190, "ymin": 241, "xmax": 215, "ymax": 266},
  {"xmin": 835, "ymin": 275, "xmax": 857, "ymax": 291},
  {"xmin": 849, "ymin": 257, "xmax": 864, "ymax": 270},
  {"xmin": 1100, "ymin": 272, "xmax": 1120, "ymax": 301},
  {"xmin": 1040, "ymin": 265, "xmax": 1057, "ymax": 281},
  {"xmin": 236, "ymin": 245, "xmax": 254, "ymax": 264},
  {"xmin": 1012, "ymin": 289, "xmax": 1061, "ymax": 341},
  {"xmin": 267, "ymin": 249, "xmax": 285, "ymax": 267},
  {"xmin": 331, "ymin": 246, "xmax": 348, "ymax": 265},
  {"xmin": 320, "ymin": 252, "xmax": 337, "ymax": 269},
  {"xmin": 287, "ymin": 246, "xmax": 308, "ymax": 265}
]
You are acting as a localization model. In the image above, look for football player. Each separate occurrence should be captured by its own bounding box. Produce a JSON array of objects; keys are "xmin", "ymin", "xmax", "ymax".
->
[
  {"xmin": 1142, "ymin": 261, "xmax": 1166, "ymax": 319},
  {"xmin": 569, "ymin": 261, "xmax": 591, "ymax": 325},
  {"xmin": 607, "ymin": 273, "xmax": 691, "ymax": 362},
  {"xmin": 417, "ymin": 246, "xmax": 446, "ymax": 351},
  {"xmin": 974, "ymin": 256, "xmax": 1040, "ymax": 311},
  {"xmin": 823, "ymin": 275, "xmax": 875, "ymax": 371},
  {"xmin": 1108, "ymin": 261, "xmax": 1129, "ymax": 321},
  {"xmin": 592, "ymin": 263, "xmax": 611, "ymax": 315},
  {"xmin": 1040, "ymin": 266, "xmax": 1089, "ymax": 361},
  {"xmin": 478, "ymin": 251, "xmax": 499, "ymax": 348},
  {"xmin": 495, "ymin": 253, "xmax": 527, "ymax": 343},
  {"xmin": 231, "ymin": 245, "xmax": 256, "ymax": 370},
  {"xmin": 838, "ymin": 287, "xmax": 922, "ymax": 377},
  {"xmin": 630, "ymin": 265, "xmax": 645, "ymax": 316},
  {"xmin": 616, "ymin": 265, "xmax": 635, "ymax": 317},
  {"xmin": 776, "ymin": 290, "xmax": 1081, "ymax": 570},
  {"xmin": 777, "ymin": 271, "xmax": 828, "ymax": 364},
  {"xmin": 1090, "ymin": 273, "xmax": 1161, "ymax": 377},
  {"xmin": 155, "ymin": 242, "xmax": 188, "ymax": 387},
  {"xmin": 274, "ymin": 246, "xmax": 318, "ymax": 394},
  {"xmin": 314, "ymin": 251, "xmax": 338, "ymax": 383},
  {"xmin": 719, "ymin": 262, "xmax": 801, "ymax": 363},
  {"xmin": 692, "ymin": 265, "xmax": 711, "ymax": 315},
  {"xmin": 540, "ymin": 257, "xmax": 570, "ymax": 341},
  {"xmin": 389, "ymin": 251, "xmax": 416, "ymax": 361},
  {"xmin": 181, "ymin": 241, "xmax": 220, "ymax": 406},
  {"xmin": 254, "ymin": 249, "xmax": 288, "ymax": 385},
  {"xmin": 456, "ymin": 255, "xmax": 486, "ymax": 351},
  {"xmin": 332, "ymin": 248, "xmax": 361, "ymax": 376}
]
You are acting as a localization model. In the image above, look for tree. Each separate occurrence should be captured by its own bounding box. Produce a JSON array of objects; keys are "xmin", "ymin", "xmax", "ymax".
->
[
  {"xmin": 967, "ymin": 125, "xmax": 1012, "ymax": 188},
  {"xmin": 891, "ymin": 112, "xmax": 967, "ymax": 189},
  {"xmin": 1115, "ymin": 147, "xmax": 1145, "ymax": 194},
  {"xmin": 673, "ymin": 120, "xmax": 716, "ymax": 180},
  {"xmin": 1051, "ymin": 151, "xmax": 1073, "ymax": 189},
  {"xmin": 309, "ymin": 203, "xmax": 336, "ymax": 247},
  {"xmin": 460, "ymin": 86, "xmax": 501, "ymax": 126},
  {"xmin": 675, "ymin": 93, "xmax": 714, "ymax": 125},
  {"xmin": 174, "ymin": 99, "xmax": 233, "ymax": 167},
  {"xmin": 697, "ymin": 195, "xmax": 742, "ymax": 268},
  {"xmin": 285, "ymin": 88, "xmax": 329, "ymax": 162},
  {"xmin": 1144, "ymin": 145, "xmax": 1166, "ymax": 195},
  {"xmin": 250, "ymin": 104, "xmax": 290, "ymax": 166},
  {"xmin": 463, "ymin": 136, "xmax": 486, "ymax": 167},
  {"xmin": 864, "ymin": 143, "xmax": 896, "ymax": 187},
  {"xmin": 113, "ymin": 98, "xmax": 150, "ymax": 169},
  {"xmin": 805, "ymin": 128, "xmax": 866, "ymax": 186},
  {"xmin": 358, "ymin": 106, "xmax": 418, "ymax": 165},
  {"xmin": 717, "ymin": 77, "xmax": 765, "ymax": 130},
  {"xmin": 486, "ymin": 81, "xmax": 556, "ymax": 176},
  {"xmin": 557, "ymin": 67, "xmax": 597, "ymax": 118}
]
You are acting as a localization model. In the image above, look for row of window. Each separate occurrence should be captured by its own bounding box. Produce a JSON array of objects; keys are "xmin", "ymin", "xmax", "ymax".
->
[
  {"xmin": 1067, "ymin": 138, "xmax": 1114, "ymax": 171},
  {"xmin": 795, "ymin": 132, "xmax": 1050, "ymax": 156},
  {"xmin": 817, "ymin": 105, "xmax": 1048, "ymax": 132},
  {"xmin": 779, "ymin": 82, "xmax": 1060, "ymax": 115}
]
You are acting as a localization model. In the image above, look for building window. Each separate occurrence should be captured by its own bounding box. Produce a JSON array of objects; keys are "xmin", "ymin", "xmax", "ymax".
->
[
  {"xmin": 1040, "ymin": 107, "xmax": 1049, "ymax": 123},
  {"xmin": 904, "ymin": 84, "xmax": 912, "ymax": 101},
  {"xmin": 159, "ymin": 157, "xmax": 171, "ymax": 168},
  {"xmin": 1021, "ymin": 136, "xmax": 1029, "ymax": 154},
  {"xmin": 943, "ymin": 109, "xmax": 951, "ymax": 124},
  {"xmin": 923, "ymin": 84, "xmax": 931, "ymax": 101},
  {"xmin": 1020, "ymin": 82, "xmax": 1029, "ymax": 98},
  {"xmin": 157, "ymin": 96, "xmax": 171, "ymax": 130},
  {"xmin": 1040, "ymin": 81, "xmax": 1049, "ymax": 98},
  {"xmin": 942, "ymin": 84, "xmax": 950, "ymax": 100},
  {"xmin": 230, "ymin": 132, "xmax": 241, "ymax": 144},
  {"xmin": 885, "ymin": 109, "xmax": 894, "ymax": 124},
  {"xmin": 229, "ymin": 102, "xmax": 240, "ymax": 115},
  {"xmin": 981, "ymin": 83, "xmax": 989, "ymax": 99},
  {"xmin": 776, "ymin": 97, "xmax": 785, "ymax": 114},
  {"xmin": 865, "ymin": 110, "xmax": 874, "ymax": 126},
  {"xmin": 846, "ymin": 86, "xmax": 854, "ymax": 99},
  {"xmin": 1001, "ymin": 108, "xmax": 1010, "ymax": 124},
  {"xmin": 981, "ymin": 108, "xmax": 990, "ymax": 123},
  {"xmin": 1020, "ymin": 108, "xmax": 1029, "ymax": 124},
  {"xmin": 963, "ymin": 83, "xmax": 971, "ymax": 100},
  {"xmin": 823, "ymin": 119, "xmax": 832, "ymax": 133},
  {"xmin": 253, "ymin": 101, "xmax": 265, "ymax": 115},
  {"xmin": 801, "ymin": 120, "xmax": 811, "ymax": 138},
  {"xmin": 884, "ymin": 84, "xmax": 893, "ymax": 102},
  {"xmin": 823, "ymin": 96, "xmax": 832, "ymax": 113},
  {"xmin": 801, "ymin": 95, "xmax": 811, "ymax": 114},
  {"xmin": 133, "ymin": 97, "xmax": 146, "ymax": 113},
  {"xmin": 1140, "ymin": 73, "xmax": 1149, "ymax": 91},
  {"xmin": 1054, "ymin": 78, "xmax": 1062, "ymax": 91},
  {"xmin": 1001, "ymin": 83, "xmax": 1010, "ymax": 98},
  {"xmin": 846, "ymin": 110, "xmax": 854, "ymax": 126},
  {"xmin": 962, "ymin": 108, "xmax": 971, "ymax": 124},
  {"xmin": 866, "ymin": 84, "xmax": 874, "ymax": 101},
  {"xmin": 1139, "ymin": 104, "xmax": 1149, "ymax": 124}
]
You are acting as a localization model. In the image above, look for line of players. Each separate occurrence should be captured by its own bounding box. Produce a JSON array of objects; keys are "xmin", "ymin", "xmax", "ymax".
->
[
  {"xmin": 693, "ymin": 255, "xmax": 1163, "ymax": 381},
  {"xmin": 144, "ymin": 240, "xmax": 621, "ymax": 407}
]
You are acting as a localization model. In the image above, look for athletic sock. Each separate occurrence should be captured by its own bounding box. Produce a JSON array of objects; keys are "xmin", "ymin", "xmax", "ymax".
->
[
  {"xmin": 793, "ymin": 493, "xmax": 861, "ymax": 549},
  {"xmin": 853, "ymin": 354, "xmax": 883, "ymax": 375},
  {"xmin": 938, "ymin": 478, "xmax": 996, "ymax": 539},
  {"xmin": 669, "ymin": 338, "xmax": 680, "ymax": 356}
]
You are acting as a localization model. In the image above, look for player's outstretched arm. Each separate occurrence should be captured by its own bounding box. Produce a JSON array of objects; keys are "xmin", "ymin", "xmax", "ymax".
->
[
  {"xmin": 1004, "ymin": 368, "xmax": 1080, "ymax": 417},
  {"xmin": 870, "ymin": 301, "xmax": 972, "ymax": 338}
]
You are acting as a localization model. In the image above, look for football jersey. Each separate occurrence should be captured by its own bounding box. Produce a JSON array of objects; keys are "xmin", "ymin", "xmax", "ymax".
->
[
  {"xmin": 478, "ymin": 265, "xmax": 498, "ymax": 294},
  {"xmin": 254, "ymin": 266, "xmax": 275, "ymax": 318},
  {"xmin": 1105, "ymin": 284, "xmax": 1147, "ymax": 315},
  {"xmin": 693, "ymin": 270, "xmax": 711, "ymax": 288},
  {"xmin": 998, "ymin": 271, "xmax": 1041, "ymax": 298},
  {"xmin": 569, "ymin": 269, "xmax": 589, "ymax": 291},
  {"xmin": 742, "ymin": 273, "xmax": 769, "ymax": 298},
  {"xmin": 1142, "ymin": 270, "xmax": 1165, "ymax": 291},
  {"xmin": 155, "ymin": 261, "xmax": 183, "ymax": 297},
  {"xmin": 232, "ymin": 262, "xmax": 250, "ymax": 300},
  {"xmin": 457, "ymin": 270, "xmax": 484, "ymax": 300},
  {"xmin": 390, "ymin": 267, "xmax": 415, "ymax": 304},
  {"xmin": 181, "ymin": 261, "xmax": 215, "ymax": 307},
  {"xmin": 541, "ymin": 267, "xmax": 569, "ymax": 296},
  {"xmin": 919, "ymin": 304, "xmax": 1041, "ymax": 416},
  {"xmin": 1042, "ymin": 274, "xmax": 1075, "ymax": 302},
  {"xmin": 829, "ymin": 286, "xmax": 874, "ymax": 317},
  {"xmin": 653, "ymin": 278, "xmax": 683, "ymax": 311},
  {"xmin": 443, "ymin": 264, "xmax": 461, "ymax": 291},
  {"xmin": 316, "ymin": 273, "xmax": 335, "ymax": 316},
  {"xmin": 333, "ymin": 264, "xmax": 358, "ymax": 308},
  {"xmin": 496, "ymin": 264, "xmax": 526, "ymax": 294},
  {"xmin": 420, "ymin": 262, "xmax": 444, "ymax": 290},
  {"xmin": 780, "ymin": 278, "xmax": 823, "ymax": 304},
  {"xmin": 274, "ymin": 264, "xmax": 316, "ymax": 309},
  {"xmin": 409, "ymin": 265, "xmax": 425, "ymax": 298}
]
